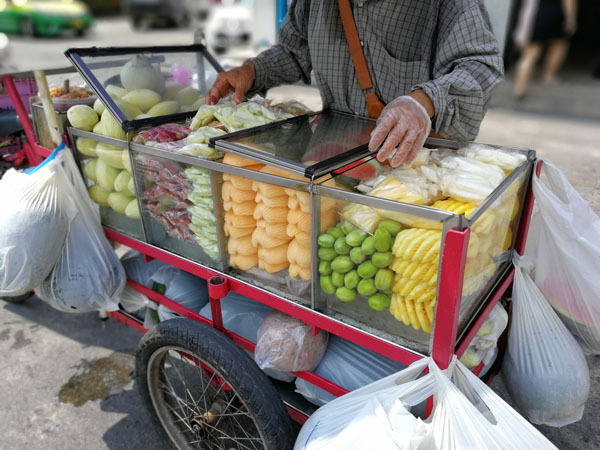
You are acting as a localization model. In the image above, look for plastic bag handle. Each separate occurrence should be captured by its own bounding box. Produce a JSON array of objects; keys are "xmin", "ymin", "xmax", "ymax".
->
[{"xmin": 533, "ymin": 159, "xmax": 572, "ymax": 207}]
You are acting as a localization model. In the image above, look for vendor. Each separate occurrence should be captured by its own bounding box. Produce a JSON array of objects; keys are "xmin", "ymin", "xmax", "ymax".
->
[{"xmin": 207, "ymin": 0, "xmax": 503, "ymax": 167}]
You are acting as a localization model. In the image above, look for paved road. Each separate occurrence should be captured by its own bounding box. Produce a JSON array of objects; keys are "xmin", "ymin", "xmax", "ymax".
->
[{"xmin": 1, "ymin": 15, "xmax": 599, "ymax": 450}]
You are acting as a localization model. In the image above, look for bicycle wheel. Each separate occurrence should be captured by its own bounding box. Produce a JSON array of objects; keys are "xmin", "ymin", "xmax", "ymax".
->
[{"xmin": 136, "ymin": 318, "xmax": 296, "ymax": 450}]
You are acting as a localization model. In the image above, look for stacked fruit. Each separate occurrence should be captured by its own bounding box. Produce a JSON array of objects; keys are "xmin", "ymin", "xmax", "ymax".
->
[
  {"xmin": 286, "ymin": 181, "xmax": 338, "ymax": 281},
  {"xmin": 83, "ymin": 142, "xmax": 139, "ymax": 219},
  {"xmin": 222, "ymin": 154, "xmax": 264, "ymax": 271},
  {"xmin": 185, "ymin": 167, "xmax": 219, "ymax": 259},
  {"xmin": 252, "ymin": 167, "xmax": 294, "ymax": 274},
  {"xmin": 318, "ymin": 220, "xmax": 402, "ymax": 311},
  {"xmin": 389, "ymin": 228, "xmax": 441, "ymax": 333}
]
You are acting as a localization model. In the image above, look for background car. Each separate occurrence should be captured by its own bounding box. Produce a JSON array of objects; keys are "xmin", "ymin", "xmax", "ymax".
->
[
  {"xmin": 204, "ymin": 0, "xmax": 252, "ymax": 54},
  {"xmin": 0, "ymin": 0, "xmax": 93, "ymax": 37},
  {"xmin": 124, "ymin": 0, "xmax": 216, "ymax": 30}
]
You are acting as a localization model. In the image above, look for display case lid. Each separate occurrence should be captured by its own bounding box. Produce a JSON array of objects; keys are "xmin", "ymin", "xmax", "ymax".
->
[
  {"xmin": 211, "ymin": 110, "xmax": 381, "ymax": 179},
  {"xmin": 65, "ymin": 45, "xmax": 223, "ymax": 132}
]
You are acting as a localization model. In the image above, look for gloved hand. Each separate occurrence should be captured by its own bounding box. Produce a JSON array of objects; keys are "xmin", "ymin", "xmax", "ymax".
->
[
  {"xmin": 206, "ymin": 62, "xmax": 255, "ymax": 105},
  {"xmin": 369, "ymin": 95, "xmax": 431, "ymax": 167}
]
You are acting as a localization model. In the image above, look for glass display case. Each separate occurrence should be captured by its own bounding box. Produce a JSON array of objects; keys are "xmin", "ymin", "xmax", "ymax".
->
[
  {"xmin": 211, "ymin": 110, "xmax": 377, "ymax": 178},
  {"xmin": 65, "ymin": 45, "xmax": 222, "ymax": 132},
  {"xmin": 69, "ymin": 128, "xmax": 145, "ymax": 240},
  {"xmin": 63, "ymin": 49, "xmax": 535, "ymax": 354}
]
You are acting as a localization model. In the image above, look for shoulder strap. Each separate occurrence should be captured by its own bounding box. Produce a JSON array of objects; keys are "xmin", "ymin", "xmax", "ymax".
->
[{"xmin": 337, "ymin": 0, "xmax": 385, "ymax": 118}]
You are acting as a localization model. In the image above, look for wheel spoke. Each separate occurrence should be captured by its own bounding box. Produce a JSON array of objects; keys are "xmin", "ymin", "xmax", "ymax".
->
[
  {"xmin": 147, "ymin": 345, "xmax": 268, "ymax": 450},
  {"xmin": 167, "ymin": 352, "xmax": 203, "ymax": 412}
]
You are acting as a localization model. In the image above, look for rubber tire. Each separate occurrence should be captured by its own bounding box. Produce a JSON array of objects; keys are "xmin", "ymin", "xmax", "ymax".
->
[
  {"xmin": 1, "ymin": 292, "xmax": 33, "ymax": 304},
  {"xmin": 136, "ymin": 319, "xmax": 296, "ymax": 450}
]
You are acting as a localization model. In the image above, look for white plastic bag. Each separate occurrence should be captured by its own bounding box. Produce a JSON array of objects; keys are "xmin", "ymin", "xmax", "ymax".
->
[
  {"xmin": 528, "ymin": 160, "xmax": 600, "ymax": 354},
  {"xmin": 151, "ymin": 266, "xmax": 209, "ymax": 321},
  {"xmin": 296, "ymin": 357, "xmax": 556, "ymax": 450},
  {"xmin": 295, "ymin": 336, "xmax": 408, "ymax": 407},
  {"xmin": 0, "ymin": 151, "xmax": 71, "ymax": 296},
  {"xmin": 35, "ymin": 149, "xmax": 125, "ymax": 312},
  {"xmin": 199, "ymin": 291, "xmax": 273, "ymax": 343},
  {"xmin": 254, "ymin": 311, "xmax": 329, "ymax": 382},
  {"xmin": 502, "ymin": 254, "xmax": 590, "ymax": 426}
]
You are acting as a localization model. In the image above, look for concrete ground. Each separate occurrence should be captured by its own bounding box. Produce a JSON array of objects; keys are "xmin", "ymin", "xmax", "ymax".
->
[{"xmin": 1, "ymin": 15, "xmax": 599, "ymax": 450}]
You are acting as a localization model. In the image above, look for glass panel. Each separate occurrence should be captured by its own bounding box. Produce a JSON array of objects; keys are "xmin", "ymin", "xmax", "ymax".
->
[
  {"xmin": 70, "ymin": 47, "xmax": 220, "ymax": 127},
  {"xmin": 216, "ymin": 165, "xmax": 313, "ymax": 306},
  {"xmin": 459, "ymin": 167, "xmax": 530, "ymax": 323},
  {"xmin": 313, "ymin": 190, "xmax": 443, "ymax": 354},
  {"xmin": 132, "ymin": 151, "xmax": 222, "ymax": 268},
  {"xmin": 71, "ymin": 134, "xmax": 144, "ymax": 240},
  {"xmin": 215, "ymin": 111, "xmax": 377, "ymax": 177}
]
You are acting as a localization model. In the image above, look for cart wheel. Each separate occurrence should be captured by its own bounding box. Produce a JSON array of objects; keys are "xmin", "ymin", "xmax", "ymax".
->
[
  {"xmin": 1, "ymin": 292, "xmax": 33, "ymax": 304},
  {"xmin": 136, "ymin": 319, "xmax": 296, "ymax": 450}
]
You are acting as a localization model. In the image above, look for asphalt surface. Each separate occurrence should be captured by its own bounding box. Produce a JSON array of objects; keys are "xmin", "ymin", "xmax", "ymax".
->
[{"xmin": 1, "ymin": 16, "xmax": 599, "ymax": 450}]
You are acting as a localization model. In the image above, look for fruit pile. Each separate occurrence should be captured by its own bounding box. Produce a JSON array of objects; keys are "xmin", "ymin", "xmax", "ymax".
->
[
  {"xmin": 83, "ymin": 141, "xmax": 139, "ymax": 219},
  {"xmin": 318, "ymin": 219, "xmax": 403, "ymax": 311}
]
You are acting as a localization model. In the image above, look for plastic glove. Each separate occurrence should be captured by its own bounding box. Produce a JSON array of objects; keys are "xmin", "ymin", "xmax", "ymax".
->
[
  {"xmin": 369, "ymin": 95, "xmax": 431, "ymax": 168},
  {"xmin": 206, "ymin": 62, "xmax": 255, "ymax": 105}
]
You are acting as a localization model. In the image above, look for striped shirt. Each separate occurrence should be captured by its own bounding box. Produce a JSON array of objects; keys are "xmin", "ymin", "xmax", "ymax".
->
[{"xmin": 249, "ymin": 0, "xmax": 504, "ymax": 140}]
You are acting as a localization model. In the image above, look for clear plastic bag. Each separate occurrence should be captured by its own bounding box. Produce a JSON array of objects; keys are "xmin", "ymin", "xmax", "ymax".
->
[
  {"xmin": 0, "ymin": 150, "xmax": 71, "ymax": 296},
  {"xmin": 295, "ymin": 357, "xmax": 556, "ymax": 450},
  {"xmin": 528, "ymin": 160, "xmax": 600, "ymax": 354},
  {"xmin": 295, "ymin": 336, "xmax": 408, "ymax": 407},
  {"xmin": 34, "ymin": 148, "xmax": 126, "ymax": 312},
  {"xmin": 121, "ymin": 251, "xmax": 166, "ymax": 287},
  {"xmin": 459, "ymin": 303, "xmax": 508, "ymax": 369},
  {"xmin": 501, "ymin": 255, "xmax": 590, "ymax": 426},
  {"xmin": 198, "ymin": 291, "xmax": 273, "ymax": 343},
  {"xmin": 151, "ymin": 266, "xmax": 209, "ymax": 321},
  {"xmin": 254, "ymin": 311, "xmax": 329, "ymax": 382}
]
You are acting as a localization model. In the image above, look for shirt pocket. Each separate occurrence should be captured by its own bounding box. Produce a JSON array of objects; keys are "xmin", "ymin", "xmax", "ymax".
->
[{"xmin": 370, "ymin": 46, "xmax": 430, "ymax": 104}]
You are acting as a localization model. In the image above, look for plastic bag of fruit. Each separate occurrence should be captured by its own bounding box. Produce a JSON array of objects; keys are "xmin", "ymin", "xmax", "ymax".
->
[
  {"xmin": 502, "ymin": 254, "xmax": 590, "ymax": 427},
  {"xmin": 254, "ymin": 311, "xmax": 329, "ymax": 382},
  {"xmin": 0, "ymin": 144, "xmax": 72, "ymax": 296},
  {"xmin": 527, "ymin": 160, "xmax": 600, "ymax": 354},
  {"xmin": 34, "ymin": 146, "xmax": 126, "ymax": 312}
]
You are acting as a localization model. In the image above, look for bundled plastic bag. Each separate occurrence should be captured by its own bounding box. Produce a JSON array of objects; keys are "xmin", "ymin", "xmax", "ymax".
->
[
  {"xmin": 199, "ymin": 291, "xmax": 272, "ymax": 343},
  {"xmin": 528, "ymin": 160, "xmax": 600, "ymax": 354},
  {"xmin": 152, "ymin": 266, "xmax": 209, "ymax": 321},
  {"xmin": 254, "ymin": 311, "xmax": 329, "ymax": 382},
  {"xmin": 295, "ymin": 336, "xmax": 408, "ymax": 407},
  {"xmin": 502, "ymin": 254, "xmax": 590, "ymax": 426},
  {"xmin": 35, "ymin": 148, "xmax": 126, "ymax": 312},
  {"xmin": 118, "ymin": 251, "xmax": 168, "ymax": 313},
  {"xmin": 0, "ymin": 148, "xmax": 71, "ymax": 296},
  {"xmin": 296, "ymin": 356, "xmax": 556, "ymax": 450}
]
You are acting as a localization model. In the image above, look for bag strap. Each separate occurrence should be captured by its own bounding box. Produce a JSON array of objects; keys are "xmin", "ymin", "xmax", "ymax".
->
[{"xmin": 337, "ymin": 0, "xmax": 386, "ymax": 119}]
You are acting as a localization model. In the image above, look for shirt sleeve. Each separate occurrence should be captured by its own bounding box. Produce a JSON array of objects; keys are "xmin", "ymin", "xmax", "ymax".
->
[
  {"xmin": 247, "ymin": 0, "xmax": 312, "ymax": 96},
  {"xmin": 412, "ymin": 2, "xmax": 504, "ymax": 141}
]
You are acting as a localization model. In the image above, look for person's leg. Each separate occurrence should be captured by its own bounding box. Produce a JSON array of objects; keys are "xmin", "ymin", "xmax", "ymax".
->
[
  {"xmin": 513, "ymin": 43, "xmax": 543, "ymax": 98},
  {"xmin": 542, "ymin": 39, "xmax": 570, "ymax": 83}
]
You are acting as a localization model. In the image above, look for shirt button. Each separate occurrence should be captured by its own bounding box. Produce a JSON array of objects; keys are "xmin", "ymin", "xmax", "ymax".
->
[{"xmin": 360, "ymin": 40, "xmax": 364, "ymax": 47}]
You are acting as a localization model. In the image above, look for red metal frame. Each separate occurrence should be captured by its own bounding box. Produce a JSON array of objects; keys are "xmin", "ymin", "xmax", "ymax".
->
[
  {"xmin": 2, "ymin": 75, "xmax": 51, "ymax": 167},
  {"xmin": 432, "ymin": 229, "xmax": 470, "ymax": 369}
]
